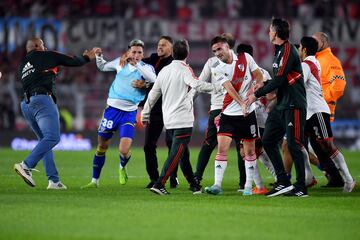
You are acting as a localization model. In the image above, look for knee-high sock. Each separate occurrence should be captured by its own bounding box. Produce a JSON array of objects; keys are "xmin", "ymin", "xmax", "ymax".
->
[
  {"xmin": 244, "ymin": 153, "xmax": 258, "ymax": 190},
  {"xmin": 258, "ymin": 151, "xmax": 276, "ymax": 180},
  {"xmin": 92, "ymin": 149, "xmax": 106, "ymax": 182},
  {"xmin": 120, "ymin": 152, "xmax": 131, "ymax": 169},
  {"xmin": 253, "ymin": 161, "xmax": 264, "ymax": 189},
  {"xmin": 214, "ymin": 153, "xmax": 227, "ymax": 187},
  {"xmin": 331, "ymin": 150, "xmax": 353, "ymax": 183},
  {"xmin": 302, "ymin": 147, "xmax": 314, "ymax": 185}
]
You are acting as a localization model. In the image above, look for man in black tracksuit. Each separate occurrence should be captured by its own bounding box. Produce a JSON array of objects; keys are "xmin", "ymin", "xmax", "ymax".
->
[
  {"xmin": 134, "ymin": 36, "xmax": 179, "ymax": 188},
  {"xmin": 247, "ymin": 18, "xmax": 308, "ymax": 197}
]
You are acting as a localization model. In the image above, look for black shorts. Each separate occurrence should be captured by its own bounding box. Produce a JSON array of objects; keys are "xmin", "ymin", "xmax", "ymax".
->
[
  {"xmin": 305, "ymin": 112, "xmax": 333, "ymax": 140},
  {"xmin": 218, "ymin": 111, "xmax": 258, "ymax": 141}
]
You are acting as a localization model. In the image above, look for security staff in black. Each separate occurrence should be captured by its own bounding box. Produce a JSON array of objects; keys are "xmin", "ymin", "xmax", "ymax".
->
[
  {"xmin": 14, "ymin": 37, "xmax": 95, "ymax": 189},
  {"xmin": 21, "ymin": 41, "xmax": 93, "ymax": 103},
  {"xmin": 132, "ymin": 36, "xmax": 179, "ymax": 188},
  {"xmin": 247, "ymin": 18, "xmax": 308, "ymax": 197}
]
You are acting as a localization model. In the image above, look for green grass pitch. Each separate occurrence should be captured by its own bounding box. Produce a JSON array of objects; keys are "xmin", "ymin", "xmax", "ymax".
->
[{"xmin": 1, "ymin": 147, "xmax": 360, "ymax": 240}]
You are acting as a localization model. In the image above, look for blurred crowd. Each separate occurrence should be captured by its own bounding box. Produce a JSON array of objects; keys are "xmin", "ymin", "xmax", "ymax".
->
[{"xmin": 1, "ymin": 0, "xmax": 359, "ymax": 20}]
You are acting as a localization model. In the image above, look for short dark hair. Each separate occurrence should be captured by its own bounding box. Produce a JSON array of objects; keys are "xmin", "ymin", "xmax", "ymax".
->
[
  {"xmin": 173, "ymin": 39, "xmax": 189, "ymax": 60},
  {"xmin": 236, "ymin": 43, "xmax": 253, "ymax": 56},
  {"xmin": 221, "ymin": 33, "xmax": 235, "ymax": 49},
  {"xmin": 159, "ymin": 35, "xmax": 173, "ymax": 45},
  {"xmin": 300, "ymin": 36, "xmax": 319, "ymax": 56},
  {"xmin": 271, "ymin": 17, "xmax": 290, "ymax": 40},
  {"xmin": 210, "ymin": 36, "xmax": 228, "ymax": 47},
  {"xmin": 128, "ymin": 39, "xmax": 144, "ymax": 48}
]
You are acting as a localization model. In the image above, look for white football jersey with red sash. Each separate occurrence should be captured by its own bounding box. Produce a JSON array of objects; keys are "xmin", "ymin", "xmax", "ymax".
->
[
  {"xmin": 302, "ymin": 56, "xmax": 330, "ymax": 120},
  {"xmin": 221, "ymin": 52, "xmax": 260, "ymax": 116}
]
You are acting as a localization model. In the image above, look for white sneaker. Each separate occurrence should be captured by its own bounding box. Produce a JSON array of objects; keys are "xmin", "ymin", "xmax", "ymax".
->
[
  {"xmin": 14, "ymin": 162, "xmax": 35, "ymax": 187},
  {"xmin": 343, "ymin": 180, "xmax": 356, "ymax": 193},
  {"xmin": 47, "ymin": 180, "xmax": 67, "ymax": 190}
]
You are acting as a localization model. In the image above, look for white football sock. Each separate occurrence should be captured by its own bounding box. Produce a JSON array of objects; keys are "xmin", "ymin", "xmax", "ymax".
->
[
  {"xmin": 302, "ymin": 147, "xmax": 314, "ymax": 185},
  {"xmin": 258, "ymin": 151, "xmax": 277, "ymax": 179},
  {"xmin": 253, "ymin": 161, "xmax": 264, "ymax": 189},
  {"xmin": 214, "ymin": 160, "xmax": 227, "ymax": 187},
  {"xmin": 244, "ymin": 154, "xmax": 257, "ymax": 190},
  {"xmin": 331, "ymin": 150, "xmax": 353, "ymax": 183}
]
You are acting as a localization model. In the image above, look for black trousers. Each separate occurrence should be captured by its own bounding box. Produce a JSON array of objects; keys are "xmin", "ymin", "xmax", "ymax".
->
[
  {"xmin": 157, "ymin": 128, "xmax": 195, "ymax": 186},
  {"xmin": 143, "ymin": 118, "xmax": 177, "ymax": 182},
  {"xmin": 262, "ymin": 107, "xmax": 306, "ymax": 190}
]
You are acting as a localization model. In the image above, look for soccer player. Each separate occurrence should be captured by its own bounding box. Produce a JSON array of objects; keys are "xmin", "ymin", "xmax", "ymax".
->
[
  {"xmin": 132, "ymin": 36, "xmax": 179, "ymax": 189},
  {"xmin": 142, "ymin": 39, "xmax": 222, "ymax": 195},
  {"xmin": 289, "ymin": 36, "xmax": 355, "ymax": 192},
  {"xmin": 81, "ymin": 39, "xmax": 156, "ymax": 188},
  {"xmin": 246, "ymin": 18, "xmax": 308, "ymax": 197},
  {"xmin": 311, "ymin": 32, "xmax": 346, "ymax": 187},
  {"xmin": 204, "ymin": 39, "xmax": 264, "ymax": 196},
  {"xmin": 193, "ymin": 35, "xmax": 246, "ymax": 191},
  {"xmin": 14, "ymin": 37, "xmax": 96, "ymax": 189}
]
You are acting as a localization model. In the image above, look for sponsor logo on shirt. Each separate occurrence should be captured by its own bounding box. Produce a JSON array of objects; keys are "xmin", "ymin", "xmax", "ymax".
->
[{"xmin": 21, "ymin": 62, "xmax": 35, "ymax": 79}]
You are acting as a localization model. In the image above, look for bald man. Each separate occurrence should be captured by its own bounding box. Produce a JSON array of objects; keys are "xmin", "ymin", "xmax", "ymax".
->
[
  {"xmin": 14, "ymin": 37, "xmax": 96, "ymax": 189},
  {"xmin": 312, "ymin": 32, "xmax": 346, "ymax": 122},
  {"xmin": 312, "ymin": 32, "xmax": 347, "ymax": 187}
]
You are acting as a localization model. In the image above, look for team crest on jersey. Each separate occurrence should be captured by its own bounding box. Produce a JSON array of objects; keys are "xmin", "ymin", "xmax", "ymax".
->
[{"xmin": 237, "ymin": 64, "xmax": 245, "ymax": 71}]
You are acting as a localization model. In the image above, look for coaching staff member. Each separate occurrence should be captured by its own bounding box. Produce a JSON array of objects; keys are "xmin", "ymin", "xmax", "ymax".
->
[{"xmin": 247, "ymin": 18, "xmax": 308, "ymax": 197}]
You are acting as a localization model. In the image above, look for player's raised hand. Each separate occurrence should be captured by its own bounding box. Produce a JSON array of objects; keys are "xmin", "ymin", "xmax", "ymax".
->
[
  {"xmin": 92, "ymin": 47, "xmax": 102, "ymax": 56},
  {"xmin": 83, "ymin": 48, "xmax": 97, "ymax": 60},
  {"xmin": 120, "ymin": 50, "xmax": 132, "ymax": 67}
]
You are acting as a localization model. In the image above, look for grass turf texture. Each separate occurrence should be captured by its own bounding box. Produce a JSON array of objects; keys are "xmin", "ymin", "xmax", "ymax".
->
[{"xmin": 1, "ymin": 147, "xmax": 360, "ymax": 240}]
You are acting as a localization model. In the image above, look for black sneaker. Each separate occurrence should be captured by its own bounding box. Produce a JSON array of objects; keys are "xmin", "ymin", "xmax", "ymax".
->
[
  {"xmin": 237, "ymin": 184, "xmax": 245, "ymax": 192},
  {"xmin": 189, "ymin": 176, "xmax": 202, "ymax": 194},
  {"xmin": 150, "ymin": 184, "xmax": 170, "ymax": 195},
  {"xmin": 283, "ymin": 188, "xmax": 309, "ymax": 197},
  {"xmin": 189, "ymin": 183, "xmax": 202, "ymax": 195},
  {"xmin": 170, "ymin": 177, "xmax": 179, "ymax": 189},
  {"xmin": 145, "ymin": 181, "xmax": 155, "ymax": 189},
  {"xmin": 266, "ymin": 182, "xmax": 294, "ymax": 197}
]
